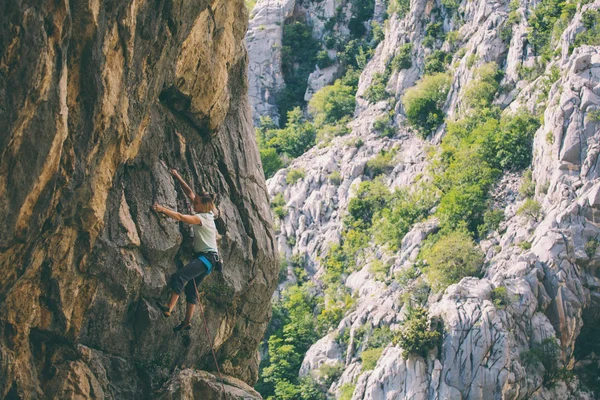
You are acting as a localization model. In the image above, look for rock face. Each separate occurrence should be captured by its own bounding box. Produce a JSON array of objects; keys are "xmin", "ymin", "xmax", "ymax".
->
[
  {"xmin": 0, "ymin": 0, "xmax": 278, "ymax": 398},
  {"xmin": 260, "ymin": 0, "xmax": 600, "ymax": 398}
]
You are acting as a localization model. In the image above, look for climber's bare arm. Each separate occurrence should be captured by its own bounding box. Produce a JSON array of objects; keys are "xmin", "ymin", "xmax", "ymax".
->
[
  {"xmin": 213, "ymin": 206, "xmax": 221, "ymax": 219},
  {"xmin": 170, "ymin": 169, "xmax": 196, "ymax": 201},
  {"xmin": 153, "ymin": 204, "xmax": 202, "ymax": 225}
]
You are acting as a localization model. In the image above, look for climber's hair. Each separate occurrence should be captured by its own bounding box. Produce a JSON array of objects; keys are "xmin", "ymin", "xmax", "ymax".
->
[{"xmin": 193, "ymin": 192, "xmax": 215, "ymax": 213}]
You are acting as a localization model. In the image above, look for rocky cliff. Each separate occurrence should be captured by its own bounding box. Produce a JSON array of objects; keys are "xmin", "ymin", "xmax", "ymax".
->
[
  {"xmin": 0, "ymin": 0, "xmax": 278, "ymax": 398},
  {"xmin": 252, "ymin": 0, "xmax": 600, "ymax": 398}
]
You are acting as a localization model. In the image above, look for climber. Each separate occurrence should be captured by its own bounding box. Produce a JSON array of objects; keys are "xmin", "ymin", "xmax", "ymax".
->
[{"xmin": 154, "ymin": 169, "xmax": 222, "ymax": 332}]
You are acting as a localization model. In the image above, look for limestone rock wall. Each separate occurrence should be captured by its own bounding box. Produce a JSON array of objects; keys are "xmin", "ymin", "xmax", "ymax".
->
[
  {"xmin": 0, "ymin": 0, "xmax": 278, "ymax": 398},
  {"xmin": 262, "ymin": 0, "xmax": 600, "ymax": 398}
]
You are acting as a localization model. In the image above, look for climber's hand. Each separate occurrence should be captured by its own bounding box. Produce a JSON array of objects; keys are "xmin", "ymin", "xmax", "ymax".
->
[
  {"xmin": 170, "ymin": 169, "xmax": 179, "ymax": 177},
  {"xmin": 152, "ymin": 204, "xmax": 164, "ymax": 213}
]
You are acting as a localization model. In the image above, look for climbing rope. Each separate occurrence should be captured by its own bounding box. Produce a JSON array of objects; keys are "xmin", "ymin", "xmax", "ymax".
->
[{"xmin": 193, "ymin": 278, "xmax": 227, "ymax": 400}]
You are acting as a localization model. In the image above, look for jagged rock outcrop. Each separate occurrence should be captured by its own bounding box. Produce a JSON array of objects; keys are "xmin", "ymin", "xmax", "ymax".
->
[
  {"xmin": 0, "ymin": 0, "xmax": 278, "ymax": 398},
  {"xmin": 261, "ymin": 0, "xmax": 600, "ymax": 398}
]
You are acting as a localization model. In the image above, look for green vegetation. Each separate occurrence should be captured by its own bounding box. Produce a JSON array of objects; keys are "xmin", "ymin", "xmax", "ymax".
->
[
  {"xmin": 517, "ymin": 198, "xmax": 542, "ymax": 221},
  {"xmin": 317, "ymin": 363, "xmax": 344, "ymax": 385},
  {"xmin": 256, "ymin": 110, "xmax": 316, "ymax": 178},
  {"xmin": 339, "ymin": 383, "xmax": 356, "ymax": 400},
  {"xmin": 271, "ymin": 193, "xmax": 288, "ymax": 220},
  {"xmin": 373, "ymin": 113, "xmax": 395, "ymax": 138},
  {"xmin": 365, "ymin": 149, "xmax": 397, "ymax": 177},
  {"xmin": 387, "ymin": 0, "xmax": 410, "ymax": 17},
  {"xmin": 279, "ymin": 20, "xmax": 321, "ymax": 122},
  {"xmin": 519, "ymin": 169, "xmax": 536, "ymax": 198},
  {"xmin": 360, "ymin": 348, "xmax": 384, "ymax": 370},
  {"xmin": 256, "ymin": 284, "xmax": 322, "ymax": 399},
  {"xmin": 518, "ymin": 241, "xmax": 532, "ymax": 250},
  {"xmin": 308, "ymin": 80, "xmax": 356, "ymax": 127},
  {"xmin": 420, "ymin": 230, "xmax": 484, "ymax": 291},
  {"xmin": 521, "ymin": 338, "xmax": 572, "ymax": 386},
  {"xmin": 585, "ymin": 238, "xmax": 598, "ymax": 258},
  {"xmin": 328, "ymin": 170, "xmax": 342, "ymax": 185},
  {"xmin": 286, "ymin": 168, "xmax": 306, "ymax": 185},
  {"xmin": 589, "ymin": 109, "xmax": 600, "ymax": 122},
  {"xmin": 349, "ymin": 0, "xmax": 376, "ymax": 37},
  {"xmin": 574, "ymin": 9, "xmax": 600, "ymax": 48},
  {"xmin": 424, "ymin": 51, "xmax": 451, "ymax": 75},
  {"xmin": 491, "ymin": 286, "xmax": 510, "ymax": 309},
  {"xmin": 365, "ymin": 72, "xmax": 391, "ymax": 103},
  {"xmin": 392, "ymin": 44, "xmax": 413, "ymax": 71},
  {"xmin": 372, "ymin": 186, "xmax": 437, "ymax": 251},
  {"xmin": 395, "ymin": 307, "xmax": 442, "ymax": 358},
  {"xmin": 478, "ymin": 208, "xmax": 505, "ymax": 237},
  {"xmin": 402, "ymin": 73, "xmax": 452, "ymax": 137},
  {"xmin": 463, "ymin": 63, "xmax": 501, "ymax": 110},
  {"xmin": 423, "ymin": 21, "xmax": 445, "ymax": 48},
  {"xmin": 435, "ymin": 107, "xmax": 539, "ymax": 232}
]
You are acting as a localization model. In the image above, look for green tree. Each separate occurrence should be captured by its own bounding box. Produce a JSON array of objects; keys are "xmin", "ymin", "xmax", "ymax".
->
[
  {"xmin": 395, "ymin": 307, "xmax": 442, "ymax": 358},
  {"xmin": 308, "ymin": 80, "xmax": 356, "ymax": 127},
  {"xmin": 402, "ymin": 73, "xmax": 451, "ymax": 137},
  {"xmin": 421, "ymin": 230, "xmax": 484, "ymax": 291}
]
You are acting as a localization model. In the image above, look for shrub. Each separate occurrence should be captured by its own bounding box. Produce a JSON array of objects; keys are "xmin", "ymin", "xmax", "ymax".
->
[
  {"xmin": 395, "ymin": 307, "xmax": 442, "ymax": 358},
  {"xmin": 464, "ymin": 62, "xmax": 500, "ymax": 109},
  {"xmin": 589, "ymin": 109, "xmax": 600, "ymax": 122},
  {"xmin": 441, "ymin": 0, "xmax": 460, "ymax": 11},
  {"xmin": 585, "ymin": 238, "xmax": 599, "ymax": 258},
  {"xmin": 365, "ymin": 326, "xmax": 395, "ymax": 350},
  {"xmin": 387, "ymin": 0, "xmax": 410, "ymax": 17},
  {"xmin": 317, "ymin": 363, "xmax": 344, "ymax": 385},
  {"xmin": 395, "ymin": 264, "xmax": 421, "ymax": 286},
  {"xmin": 328, "ymin": 170, "xmax": 342, "ymax": 185},
  {"xmin": 370, "ymin": 259, "xmax": 389, "ymax": 281},
  {"xmin": 346, "ymin": 179, "xmax": 391, "ymax": 229},
  {"xmin": 371, "ymin": 21, "xmax": 385, "ymax": 44},
  {"xmin": 518, "ymin": 241, "xmax": 532, "ymax": 250},
  {"xmin": 421, "ymin": 230, "xmax": 484, "ymax": 291},
  {"xmin": 517, "ymin": 199, "xmax": 542, "ymax": 221},
  {"xmin": 280, "ymin": 20, "xmax": 320, "ymax": 121},
  {"xmin": 478, "ymin": 208, "xmax": 505, "ymax": 237},
  {"xmin": 271, "ymin": 193, "xmax": 288, "ymax": 219},
  {"xmin": 482, "ymin": 111, "xmax": 541, "ymax": 171},
  {"xmin": 423, "ymin": 22, "xmax": 444, "ymax": 48},
  {"xmin": 372, "ymin": 187, "xmax": 437, "ymax": 250},
  {"xmin": 491, "ymin": 286, "xmax": 510, "ymax": 309},
  {"xmin": 260, "ymin": 107, "xmax": 316, "ymax": 158},
  {"xmin": 392, "ymin": 44, "xmax": 413, "ymax": 71},
  {"xmin": 403, "ymin": 73, "xmax": 451, "ymax": 137},
  {"xmin": 365, "ymin": 149, "xmax": 396, "ymax": 177},
  {"xmin": 260, "ymin": 147, "xmax": 284, "ymax": 179},
  {"xmin": 286, "ymin": 168, "xmax": 306, "ymax": 185},
  {"xmin": 360, "ymin": 348, "xmax": 384, "ymax": 370},
  {"xmin": 373, "ymin": 113, "xmax": 395, "ymax": 138},
  {"xmin": 364, "ymin": 72, "xmax": 390, "ymax": 103},
  {"xmin": 521, "ymin": 338, "xmax": 571, "ymax": 386},
  {"xmin": 339, "ymin": 383, "xmax": 356, "ymax": 400},
  {"xmin": 519, "ymin": 169, "xmax": 536, "ymax": 198},
  {"xmin": 349, "ymin": 0, "xmax": 375, "ymax": 37},
  {"xmin": 574, "ymin": 9, "xmax": 600, "ymax": 48},
  {"xmin": 424, "ymin": 51, "xmax": 451, "ymax": 75},
  {"xmin": 316, "ymin": 50, "xmax": 334, "ymax": 69},
  {"xmin": 309, "ymin": 80, "xmax": 356, "ymax": 127}
]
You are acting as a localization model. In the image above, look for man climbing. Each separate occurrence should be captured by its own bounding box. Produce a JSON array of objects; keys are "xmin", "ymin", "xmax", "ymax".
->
[{"xmin": 154, "ymin": 169, "xmax": 221, "ymax": 332}]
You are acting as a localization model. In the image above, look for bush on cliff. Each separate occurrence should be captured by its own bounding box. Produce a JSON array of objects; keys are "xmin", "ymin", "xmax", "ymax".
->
[{"xmin": 402, "ymin": 73, "xmax": 451, "ymax": 137}]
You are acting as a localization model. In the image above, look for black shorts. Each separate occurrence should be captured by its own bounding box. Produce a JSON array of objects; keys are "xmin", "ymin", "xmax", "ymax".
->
[{"xmin": 169, "ymin": 258, "xmax": 210, "ymax": 305}]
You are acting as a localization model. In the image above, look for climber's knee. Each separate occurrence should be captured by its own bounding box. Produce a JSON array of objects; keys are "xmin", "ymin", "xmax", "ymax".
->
[{"xmin": 170, "ymin": 272, "xmax": 186, "ymax": 295}]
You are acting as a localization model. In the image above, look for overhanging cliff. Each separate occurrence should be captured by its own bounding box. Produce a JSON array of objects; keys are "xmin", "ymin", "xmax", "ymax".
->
[{"xmin": 0, "ymin": 0, "xmax": 278, "ymax": 398}]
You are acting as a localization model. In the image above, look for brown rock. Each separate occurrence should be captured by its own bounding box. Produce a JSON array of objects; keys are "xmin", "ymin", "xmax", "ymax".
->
[{"xmin": 0, "ymin": 0, "xmax": 276, "ymax": 398}]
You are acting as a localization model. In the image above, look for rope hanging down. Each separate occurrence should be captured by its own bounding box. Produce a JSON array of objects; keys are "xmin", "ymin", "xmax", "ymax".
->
[{"xmin": 193, "ymin": 279, "xmax": 227, "ymax": 400}]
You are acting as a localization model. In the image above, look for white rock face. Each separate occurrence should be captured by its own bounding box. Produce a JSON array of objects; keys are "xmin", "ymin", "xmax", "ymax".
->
[
  {"xmin": 259, "ymin": 0, "xmax": 600, "ymax": 399},
  {"xmin": 246, "ymin": 0, "xmax": 296, "ymax": 126}
]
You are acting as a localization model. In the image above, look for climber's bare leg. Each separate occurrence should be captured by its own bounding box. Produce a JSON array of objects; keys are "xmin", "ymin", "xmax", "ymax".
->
[
  {"xmin": 184, "ymin": 302, "xmax": 196, "ymax": 324},
  {"xmin": 167, "ymin": 292, "xmax": 179, "ymax": 310}
]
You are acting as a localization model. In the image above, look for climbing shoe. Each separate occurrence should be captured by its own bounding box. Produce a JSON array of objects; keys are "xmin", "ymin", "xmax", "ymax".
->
[
  {"xmin": 156, "ymin": 302, "xmax": 171, "ymax": 318},
  {"xmin": 173, "ymin": 321, "xmax": 192, "ymax": 332}
]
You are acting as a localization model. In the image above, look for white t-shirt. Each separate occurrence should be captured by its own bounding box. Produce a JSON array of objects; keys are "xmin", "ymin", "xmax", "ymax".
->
[{"xmin": 192, "ymin": 212, "xmax": 218, "ymax": 253}]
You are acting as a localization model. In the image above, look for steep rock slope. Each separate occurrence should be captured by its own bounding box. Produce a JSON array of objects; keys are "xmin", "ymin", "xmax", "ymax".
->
[
  {"xmin": 260, "ymin": 0, "xmax": 600, "ymax": 398},
  {"xmin": 0, "ymin": 0, "xmax": 277, "ymax": 398}
]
